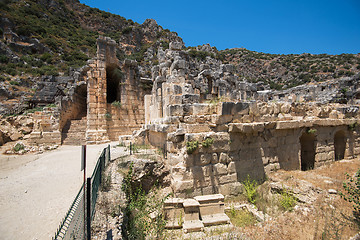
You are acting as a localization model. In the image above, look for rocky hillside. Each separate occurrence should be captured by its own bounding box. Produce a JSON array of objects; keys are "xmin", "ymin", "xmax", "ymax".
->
[
  {"xmin": 220, "ymin": 48, "xmax": 360, "ymax": 90},
  {"xmin": 0, "ymin": 0, "xmax": 181, "ymax": 71},
  {"xmin": 1, "ymin": 0, "xmax": 360, "ymax": 116},
  {"xmin": 0, "ymin": 0, "xmax": 182, "ymax": 114}
]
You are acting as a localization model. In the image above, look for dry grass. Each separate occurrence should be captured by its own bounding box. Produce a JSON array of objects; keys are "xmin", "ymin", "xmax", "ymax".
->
[
  {"xmin": 225, "ymin": 158, "xmax": 360, "ymax": 240},
  {"xmin": 225, "ymin": 208, "xmax": 258, "ymax": 227},
  {"xmin": 276, "ymin": 159, "xmax": 360, "ymax": 191}
]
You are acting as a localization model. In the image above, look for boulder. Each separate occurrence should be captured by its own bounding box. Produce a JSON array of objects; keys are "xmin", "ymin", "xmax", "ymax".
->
[
  {"xmin": 10, "ymin": 132, "xmax": 22, "ymax": 141},
  {"xmin": 220, "ymin": 64, "xmax": 235, "ymax": 73},
  {"xmin": 132, "ymin": 159, "xmax": 170, "ymax": 192},
  {"xmin": 170, "ymin": 59, "xmax": 187, "ymax": 72},
  {"xmin": 169, "ymin": 41, "xmax": 184, "ymax": 50}
]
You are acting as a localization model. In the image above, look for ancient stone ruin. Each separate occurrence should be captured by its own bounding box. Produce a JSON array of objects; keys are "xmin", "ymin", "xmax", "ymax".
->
[
  {"xmin": 141, "ymin": 40, "xmax": 360, "ymax": 198},
  {"xmin": 28, "ymin": 36, "xmax": 151, "ymax": 145},
  {"xmin": 163, "ymin": 194, "xmax": 231, "ymax": 233},
  {"xmin": 27, "ymin": 37, "xmax": 360, "ymax": 198}
]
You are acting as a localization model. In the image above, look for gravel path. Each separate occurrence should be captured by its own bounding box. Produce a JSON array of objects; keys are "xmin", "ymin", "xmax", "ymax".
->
[{"xmin": 0, "ymin": 143, "xmax": 122, "ymax": 240}]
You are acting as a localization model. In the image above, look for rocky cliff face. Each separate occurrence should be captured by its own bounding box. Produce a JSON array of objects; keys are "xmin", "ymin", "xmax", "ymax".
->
[{"xmin": 220, "ymin": 48, "xmax": 360, "ymax": 90}]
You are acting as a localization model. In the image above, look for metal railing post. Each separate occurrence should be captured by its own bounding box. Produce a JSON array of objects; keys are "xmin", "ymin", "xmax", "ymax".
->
[
  {"xmin": 107, "ymin": 144, "xmax": 111, "ymax": 163},
  {"xmin": 86, "ymin": 178, "xmax": 91, "ymax": 240}
]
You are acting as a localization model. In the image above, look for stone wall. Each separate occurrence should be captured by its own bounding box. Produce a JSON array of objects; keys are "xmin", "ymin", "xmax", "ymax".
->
[
  {"xmin": 59, "ymin": 83, "xmax": 87, "ymax": 130},
  {"xmin": 155, "ymin": 115, "xmax": 360, "ymax": 198},
  {"xmin": 104, "ymin": 60, "xmax": 149, "ymax": 141},
  {"xmin": 28, "ymin": 107, "xmax": 61, "ymax": 145},
  {"xmin": 85, "ymin": 37, "xmax": 113, "ymax": 144},
  {"xmin": 141, "ymin": 45, "xmax": 360, "ymax": 198}
]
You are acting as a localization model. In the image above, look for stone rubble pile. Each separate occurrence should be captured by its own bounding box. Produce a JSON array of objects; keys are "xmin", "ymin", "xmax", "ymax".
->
[{"xmin": 3, "ymin": 141, "xmax": 58, "ymax": 154}]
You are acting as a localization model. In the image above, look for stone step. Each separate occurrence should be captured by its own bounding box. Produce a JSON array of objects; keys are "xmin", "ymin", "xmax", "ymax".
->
[
  {"xmin": 61, "ymin": 131, "xmax": 86, "ymax": 135},
  {"xmin": 183, "ymin": 220, "xmax": 204, "ymax": 233},
  {"xmin": 66, "ymin": 128, "xmax": 86, "ymax": 133},
  {"xmin": 201, "ymin": 213, "xmax": 230, "ymax": 226},
  {"xmin": 68, "ymin": 122, "xmax": 87, "ymax": 129},
  {"xmin": 194, "ymin": 194, "xmax": 229, "ymax": 226},
  {"xmin": 183, "ymin": 199, "xmax": 203, "ymax": 233},
  {"xmin": 62, "ymin": 135, "xmax": 86, "ymax": 145},
  {"xmin": 62, "ymin": 134, "xmax": 86, "ymax": 139},
  {"xmin": 62, "ymin": 140, "xmax": 85, "ymax": 145},
  {"xmin": 61, "ymin": 117, "xmax": 87, "ymax": 145},
  {"xmin": 67, "ymin": 128, "xmax": 86, "ymax": 133}
]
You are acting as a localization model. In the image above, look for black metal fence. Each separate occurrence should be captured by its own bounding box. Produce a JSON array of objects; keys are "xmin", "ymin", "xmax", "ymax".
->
[
  {"xmin": 53, "ymin": 145, "xmax": 110, "ymax": 240},
  {"xmin": 90, "ymin": 145, "xmax": 109, "ymax": 218}
]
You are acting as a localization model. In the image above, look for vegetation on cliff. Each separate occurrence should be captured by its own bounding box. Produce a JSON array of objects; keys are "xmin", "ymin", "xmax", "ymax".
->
[
  {"xmin": 220, "ymin": 48, "xmax": 360, "ymax": 90},
  {"xmin": 0, "ymin": 0, "xmax": 179, "ymax": 77},
  {"xmin": 0, "ymin": 0, "xmax": 359, "ymax": 108}
]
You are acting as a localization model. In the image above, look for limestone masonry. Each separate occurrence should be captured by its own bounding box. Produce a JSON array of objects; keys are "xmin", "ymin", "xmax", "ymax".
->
[{"xmin": 27, "ymin": 37, "xmax": 360, "ymax": 197}]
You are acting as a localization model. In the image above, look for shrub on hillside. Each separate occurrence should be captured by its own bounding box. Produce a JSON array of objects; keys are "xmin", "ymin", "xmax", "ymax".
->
[{"xmin": 340, "ymin": 169, "xmax": 360, "ymax": 226}]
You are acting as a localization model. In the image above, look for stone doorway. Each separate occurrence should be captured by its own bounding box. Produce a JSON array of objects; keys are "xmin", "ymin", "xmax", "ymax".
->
[
  {"xmin": 106, "ymin": 65, "xmax": 122, "ymax": 103},
  {"xmin": 334, "ymin": 130, "xmax": 346, "ymax": 160},
  {"xmin": 74, "ymin": 84, "xmax": 87, "ymax": 119},
  {"xmin": 300, "ymin": 132, "xmax": 316, "ymax": 171}
]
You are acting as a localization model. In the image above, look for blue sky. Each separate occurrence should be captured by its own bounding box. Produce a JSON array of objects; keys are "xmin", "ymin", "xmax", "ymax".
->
[{"xmin": 80, "ymin": 0, "xmax": 360, "ymax": 55}]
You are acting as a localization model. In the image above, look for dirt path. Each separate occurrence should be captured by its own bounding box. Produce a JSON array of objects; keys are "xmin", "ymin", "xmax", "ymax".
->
[{"xmin": 0, "ymin": 143, "xmax": 123, "ymax": 240}]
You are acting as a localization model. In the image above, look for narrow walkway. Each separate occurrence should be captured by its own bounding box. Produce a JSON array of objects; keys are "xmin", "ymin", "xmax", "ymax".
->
[{"xmin": 0, "ymin": 142, "xmax": 121, "ymax": 240}]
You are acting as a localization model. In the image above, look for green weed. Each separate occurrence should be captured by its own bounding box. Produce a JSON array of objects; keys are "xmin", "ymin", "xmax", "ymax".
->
[
  {"xmin": 13, "ymin": 142, "xmax": 25, "ymax": 152},
  {"xmin": 111, "ymin": 100, "xmax": 122, "ymax": 108},
  {"xmin": 280, "ymin": 189, "xmax": 297, "ymax": 211},
  {"xmin": 201, "ymin": 137, "xmax": 214, "ymax": 148},
  {"xmin": 122, "ymin": 162, "xmax": 170, "ymax": 240},
  {"xmin": 243, "ymin": 175, "xmax": 258, "ymax": 204},
  {"xmin": 186, "ymin": 140, "xmax": 199, "ymax": 154},
  {"xmin": 339, "ymin": 169, "xmax": 360, "ymax": 226}
]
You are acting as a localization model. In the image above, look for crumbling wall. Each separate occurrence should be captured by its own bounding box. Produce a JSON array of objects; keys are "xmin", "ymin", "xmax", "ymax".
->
[
  {"xmin": 28, "ymin": 107, "xmax": 61, "ymax": 145},
  {"xmin": 27, "ymin": 36, "xmax": 151, "ymax": 145},
  {"xmin": 85, "ymin": 37, "xmax": 115, "ymax": 143},
  {"xmin": 160, "ymin": 115, "xmax": 360, "ymax": 198},
  {"xmin": 59, "ymin": 82, "xmax": 88, "ymax": 130},
  {"xmin": 145, "ymin": 41, "xmax": 258, "ymax": 125}
]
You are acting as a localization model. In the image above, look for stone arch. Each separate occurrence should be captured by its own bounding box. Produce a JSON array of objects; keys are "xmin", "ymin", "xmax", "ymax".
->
[
  {"xmin": 334, "ymin": 130, "xmax": 346, "ymax": 160},
  {"xmin": 300, "ymin": 131, "xmax": 316, "ymax": 171},
  {"xmin": 106, "ymin": 65, "xmax": 122, "ymax": 103}
]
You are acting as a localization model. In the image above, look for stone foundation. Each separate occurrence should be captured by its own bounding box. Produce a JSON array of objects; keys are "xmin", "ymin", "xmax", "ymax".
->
[{"xmin": 164, "ymin": 194, "xmax": 230, "ymax": 232}]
